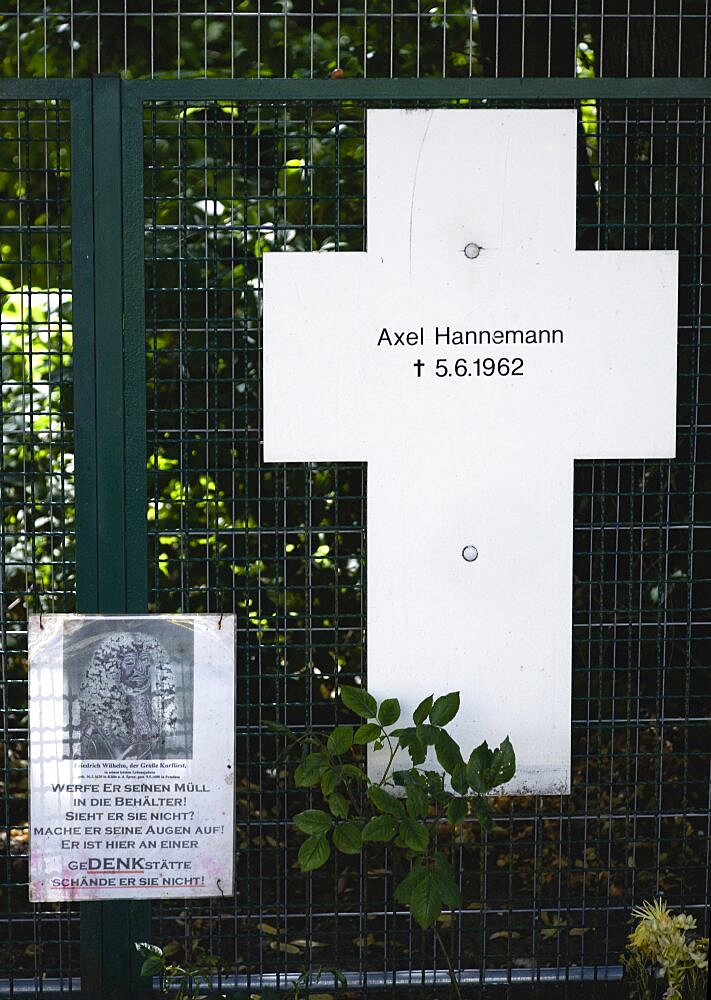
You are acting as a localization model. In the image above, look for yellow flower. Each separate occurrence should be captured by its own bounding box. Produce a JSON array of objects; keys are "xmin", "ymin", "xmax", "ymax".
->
[{"xmin": 625, "ymin": 898, "xmax": 708, "ymax": 1000}]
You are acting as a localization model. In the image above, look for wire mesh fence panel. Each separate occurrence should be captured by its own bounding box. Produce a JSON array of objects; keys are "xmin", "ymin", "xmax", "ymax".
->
[
  {"xmin": 1, "ymin": 4, "xmax": 709, "ymax": 81},
  {"xmin": 0, "ymin": 80, "xmax": 708, "ymax": 998},
  {"xmin": 0, "ymin": 98, "xmax": 79, "ymax": 988},
  {"xmin": 142, "ymin": 96, "xmax": 710, "ymax": 995},
  {"xmin": 145, "ymin": 97, "xmax": 370, "ymax": 986}
]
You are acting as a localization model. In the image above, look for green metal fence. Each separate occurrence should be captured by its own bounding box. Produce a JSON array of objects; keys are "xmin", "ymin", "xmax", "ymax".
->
[{"xmin": 1, "ymin": 76, "xmax": 710, "ymax": 997}]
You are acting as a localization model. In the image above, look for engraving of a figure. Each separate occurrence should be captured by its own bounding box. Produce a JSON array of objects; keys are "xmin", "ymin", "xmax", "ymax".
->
[
  {"xmin": 77, "ymin": 632, "xmax": 177, "ymax": 759},
  {"xmin": 120, "ymin": 645, "xmax": 158, "ymax": 739}
]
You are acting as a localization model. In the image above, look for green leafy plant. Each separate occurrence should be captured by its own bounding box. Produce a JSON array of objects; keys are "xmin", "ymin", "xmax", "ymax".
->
[
  {"xmin": 622, "ymin": 898, "xmax": 708, "ymax": 1000},
  {"xmin": 135, "ymin": 942, "xmax": 225, "ymax": 1000},
  {"xmin": 273, "ymin": 686, "xmax": 516, "ymax": 998},
  {"xmin": 135, "ymin": 941, "xmax": 344, "ymax": 1000},
  {"xmin": 289, "ymin": 965, "xmax": 347, "ymax": 1000}
]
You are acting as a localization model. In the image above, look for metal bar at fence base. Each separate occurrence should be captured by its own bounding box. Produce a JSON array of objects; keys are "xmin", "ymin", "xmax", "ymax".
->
[{"xmin": 0, "ymin": 964, "xmax": 626, "ymax": 995}]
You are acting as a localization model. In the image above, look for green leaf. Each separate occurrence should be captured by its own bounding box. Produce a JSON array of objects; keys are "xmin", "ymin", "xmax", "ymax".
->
[
  {"xmin": 486, "ymin": 736, "xmax": 516, "ymax": 788},
  {"xmin": 466, "ymin": 741, "xmax": 493, "ymax": 794},
  {"xmin": 328, "ymin": 792, "xmax": 349, "ymax": 819},
  {"xmin": 294, "ymin": 752, "xmax": 328, "ymax": 787},
  {"xmin": 434, "ymin": 729, "xmax": 464, "ymax": 775},
  {"xmin": 394, "ymin": 769, "xmax": 426, "ymax": 789},
  {"xmin": 466, "ymin": 737, "xmax": 516, "ymax": 792},
  {"xmin": 362, "ymin": 814, "xmax": 398, "ymax": 842},
  {"xmin": 429, "ymin": 692, "xmax": 460, "ymax": 727},
  {"xmin": 405, "ymin": 784, "xmax": 428, "ymax": 820},
  {"xmin": 423, "ymin": 770, "xmax": 446, "ymax": 799},
  {"xmin": 368, "ymin": 785, "xmax": 405, "ymax": 817},
  {"xmin": 293, "ymin": 809, "xmax": 332, "ymax": 835},
  {"xmin": 354, "ymin": 723, "xmax": 381, "ymax": 745},
  {"xmin": 327, "ymin": 724, "xmax": 354, "ymax": 755},
  {"xmin": 415, "ymin": 723, "xmax": 438, "ymax": 747},
  {"xmin": 140, "ymin": 955, "xmax": 164, "ymax": 977},
  {"xmin": 320, "ymin": 766, "xmax": 340, "ymax": 797},
  {"xmin": 432, "ymin": 853, "xmax": 461, "ymax": 909},
  {"xmin": 410, "ymin": 870, "xmax": 442, "ymax": 928},
  {"xmin": 332, "ymin": 822, "xmax": 363, "ymax": 854},
  {"xmin": 393, "ymin": 727, "xmax": 422, "ymax": 759},
  {"xmin": 297, "ymin": 833, "xmax": 331, "ymax": 871},
  {"xmin": 339, "ymin": 685, "xmax": 377, "ymax": 719},
  {"xmin": 377, "ymin": 698, "xmax": 401, "ymax": 727},
  {"xmin": 394, "ymin": 862, "xmax": 427, "ymax": 905},
  {"xmin": 398, "ymin": 816, "xmax": 430, "ymax": 853},
  {"xmin": 407, "ymin": 735, "xmax": 427, "ymax": 766},
  {"xmin": 447, "ymin": 797, "xmax": 468, "ymax": 827},
  {"xmin": 413, "ymin": 695, "xmax": 434, "ymax": 725},
  {"xmin": 471, "ymin": 796, "xmax": 493, "ymax": 831},
  {"xmin": 450, "ymin": 762, "xmax": 469, "ymax": 796},
  {"xmin": 342, "ymin": 764, "xmax": 367, "ymax": 782}
]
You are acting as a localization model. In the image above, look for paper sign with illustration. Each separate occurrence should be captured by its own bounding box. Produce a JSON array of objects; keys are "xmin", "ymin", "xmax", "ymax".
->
[{"xmin": 29, "ymin": 614, "xmax": 234, "ymax": 901}]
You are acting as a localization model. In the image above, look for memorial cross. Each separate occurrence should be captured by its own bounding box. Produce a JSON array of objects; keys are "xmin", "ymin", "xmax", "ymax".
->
[{"xmin": 263, "ymin": 110, "xmax": 678, "ymax": 793}]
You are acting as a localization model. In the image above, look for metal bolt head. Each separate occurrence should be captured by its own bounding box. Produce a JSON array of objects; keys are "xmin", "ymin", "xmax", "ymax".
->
[
  {"xmin": 462, "ymin": 545, "xmax": 478, "ymax": 562},
  {"xmin": 463, "ymin": 243, "xmax": 481, "ymax": 259}
]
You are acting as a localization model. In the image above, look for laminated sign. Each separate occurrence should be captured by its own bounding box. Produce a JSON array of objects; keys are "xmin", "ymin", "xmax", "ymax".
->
[
  {"xmin": 262, "ymin": 109, "xmax": 678, "ymax": 794},
  {"xmin": 29, "ymin": 614, "xmax": 234, "ymax": 901}
]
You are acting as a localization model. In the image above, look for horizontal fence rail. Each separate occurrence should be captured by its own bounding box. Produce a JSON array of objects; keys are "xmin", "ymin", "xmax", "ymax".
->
[{"xmin": 3, "ymin": 77, "xmax": 711, "ymax": 102}]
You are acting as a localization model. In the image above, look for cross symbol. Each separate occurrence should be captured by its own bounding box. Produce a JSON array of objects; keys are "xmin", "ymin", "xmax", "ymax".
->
[{"xmin": 263, "ymin": 110, "xmax": 678, "ymax": 794}]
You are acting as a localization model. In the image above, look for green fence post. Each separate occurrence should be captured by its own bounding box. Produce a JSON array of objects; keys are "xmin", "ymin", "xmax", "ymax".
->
[{"xmin": 72, "ymin": 75, "xmax": 151, "ymax": 1000}]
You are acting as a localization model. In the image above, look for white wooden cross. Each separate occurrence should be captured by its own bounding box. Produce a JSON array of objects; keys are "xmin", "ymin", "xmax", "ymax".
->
[{"xmin": 262, "ymin": 110, "xmax": 678, "ymax": 794}]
